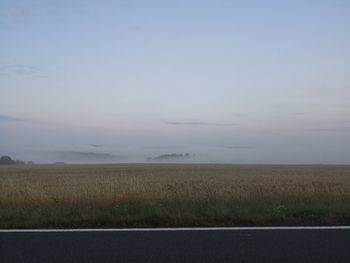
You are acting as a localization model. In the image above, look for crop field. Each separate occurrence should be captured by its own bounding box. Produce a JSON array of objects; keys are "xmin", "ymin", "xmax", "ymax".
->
[{"xmin": 0, "ymin": 164, "xmax": 350, "ymax": 228}]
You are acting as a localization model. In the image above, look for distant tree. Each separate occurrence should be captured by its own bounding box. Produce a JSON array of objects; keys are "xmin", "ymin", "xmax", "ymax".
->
[
  {"xmin": 0, "ymin": 155, "xmax": 15, "ymax": 165},
  {"xmin": 154, "ymin": 153, "xmax": 183, "ymax": 160}
]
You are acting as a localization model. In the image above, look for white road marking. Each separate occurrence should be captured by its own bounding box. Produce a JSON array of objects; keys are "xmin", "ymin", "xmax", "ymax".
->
[{"xmin": 1, "ymin": 226, "xmax": 350, "ymax": 233}]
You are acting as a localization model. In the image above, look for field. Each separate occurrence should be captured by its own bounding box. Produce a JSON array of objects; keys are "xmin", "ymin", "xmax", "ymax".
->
[{"xmin": 1, "ymin": 164, "xmax": 350, "ymax": 228}]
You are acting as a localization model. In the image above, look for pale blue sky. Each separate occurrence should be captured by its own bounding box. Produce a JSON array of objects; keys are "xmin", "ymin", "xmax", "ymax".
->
[{"xmin": 1, "ymin": 0, "xmax": 349, "ymax": 163}]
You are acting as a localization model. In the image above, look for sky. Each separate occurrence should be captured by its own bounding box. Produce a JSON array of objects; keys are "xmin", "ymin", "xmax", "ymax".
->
[{"xmin": 1, "ymin": 0, "xmax": 350, "ymax": 164}]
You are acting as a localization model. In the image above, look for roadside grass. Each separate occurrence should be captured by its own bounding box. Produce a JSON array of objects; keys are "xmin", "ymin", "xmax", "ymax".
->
[
  {"xmin": 1, "ymin": 199, "xmax": 350, "ymax": 228},
  {"xmin": 0, "ymin": 164, "xmax": 350, "ymax": 228}
]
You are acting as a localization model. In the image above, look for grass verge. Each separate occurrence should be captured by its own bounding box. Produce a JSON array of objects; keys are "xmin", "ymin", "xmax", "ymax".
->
[{"xmin": 1, "ymin": 199, "xmax": 350, "ymax": 228}]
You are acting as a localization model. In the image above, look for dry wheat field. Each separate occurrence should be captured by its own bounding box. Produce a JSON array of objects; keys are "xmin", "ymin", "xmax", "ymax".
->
[
  {"xmin": 1, "ymin": 164, "xmax": 350, "ymax": 228},
  {"xmin": 1, "ymin": 164, "xmax": 350, "ymax": 205}
]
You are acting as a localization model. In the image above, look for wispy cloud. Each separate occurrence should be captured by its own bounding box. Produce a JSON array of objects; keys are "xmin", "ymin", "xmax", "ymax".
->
[
  {"xmin": 0, "ymin": 2, "xmax": 76, "ymax": 29},
  {"xmin": 199, "ymin": 143, "xmax": 255, "ymax": 150},
  {"xmin": 166, "ymin": 121, "xmax": 209, "ymax": 126},
  {"xmin": 165, "ymin": 121, "xmax": 235, "ymax": 127},
  {"xmin": 0, "ymin": 61, "xmax": 44, "ymax": 77},
  {"xmin": 309, "ymin": 127, "xmax": 350, "ymax": 133},
  {"xmin": 224, "ymin": 145, "xmax": 255, "ymax": 150},
  {"xmin": 88, "ymin": 144, "xmax": 103, "ymax": 148},
  {"xmin": 0, "ymin": 3, "xmax": 32, "ymax": 29},
  {"xmin": 0, "ymin": 114, "xmax": 25, "ymax": 122},
  {"xmin": 47, "ymin": 151, "xmax": 127, "ymax": 162}
]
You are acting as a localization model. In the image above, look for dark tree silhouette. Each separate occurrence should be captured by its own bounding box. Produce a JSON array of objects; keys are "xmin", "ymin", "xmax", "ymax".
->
[{"xmin": 0, "ymin": 155, "xmax": 15, "ymax": 165}]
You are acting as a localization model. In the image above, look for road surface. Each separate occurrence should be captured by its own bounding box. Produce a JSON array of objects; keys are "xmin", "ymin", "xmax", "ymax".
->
[{"xmin": 1, "ymin": 227, "xmax": 350, "ymax": 263}]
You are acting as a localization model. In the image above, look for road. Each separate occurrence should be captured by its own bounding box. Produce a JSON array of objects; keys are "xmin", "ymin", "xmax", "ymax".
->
[{"xmin": 1, "ymin": 227, "xmax": 350, "ymax": 263}]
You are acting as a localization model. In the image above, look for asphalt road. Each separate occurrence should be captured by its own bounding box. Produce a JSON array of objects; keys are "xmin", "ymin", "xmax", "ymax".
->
[{"xmin": 1, "ymin": 228, "xmax": 350, "ymax": 263}]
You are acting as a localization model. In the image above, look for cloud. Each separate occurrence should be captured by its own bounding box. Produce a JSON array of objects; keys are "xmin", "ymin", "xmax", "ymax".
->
[
  {"xmin": 165, "ymin": 121, "xmax": 235, "ymax": 127},
  {"xmin": 88, "ymin": 144, "xmax": 103, "ymax": 148},
  {"xmin": 0, "ymin": 114, "xmax": 25, "ymax": 122},
  {"xmin": 48, "ymin": 151, "xmax": 127, "ymax": 163},
  {"xmin": 0, "ymin": 3, "xmax": 32, "ymax": 29},
  {"xmin": 0, "ymin": 61, "xmax": 42, "ymax": 76},
  {"xmin": 166, "ymin": 121, "xmax": 209, "ymax": 126},
  {"xmin": 310, "ymin": 127, "xmax": 350, "ymax": 133},
  {"xmin": 199, "ymin": 143, "xmax": 254, "ymax": 150},
  {"xmin": 224, "ymin": 145, "xmax": 254, "ymax": 150}
]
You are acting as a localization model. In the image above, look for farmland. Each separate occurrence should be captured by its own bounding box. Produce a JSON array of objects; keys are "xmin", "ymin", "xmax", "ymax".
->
[{"xmin": 0, "ymin": 164, "xmax": 350, "ymax": 228}]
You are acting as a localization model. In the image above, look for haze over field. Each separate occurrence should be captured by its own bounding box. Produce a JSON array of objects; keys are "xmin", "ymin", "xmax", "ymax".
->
[{"xmin": 1, "ymin": 1, "xmax": 349, "ymax": 163}]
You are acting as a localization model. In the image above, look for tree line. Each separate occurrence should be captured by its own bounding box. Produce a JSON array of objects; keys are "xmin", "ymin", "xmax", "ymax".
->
[{"xmin": 0, "ymin": 155, "xmax": 34, "ymax": 165}]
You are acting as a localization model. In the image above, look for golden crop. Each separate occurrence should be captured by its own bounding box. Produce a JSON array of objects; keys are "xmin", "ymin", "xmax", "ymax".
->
[{"xmin": 1, "ymin": 164, "xmax": 350, "ymax": 206}]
